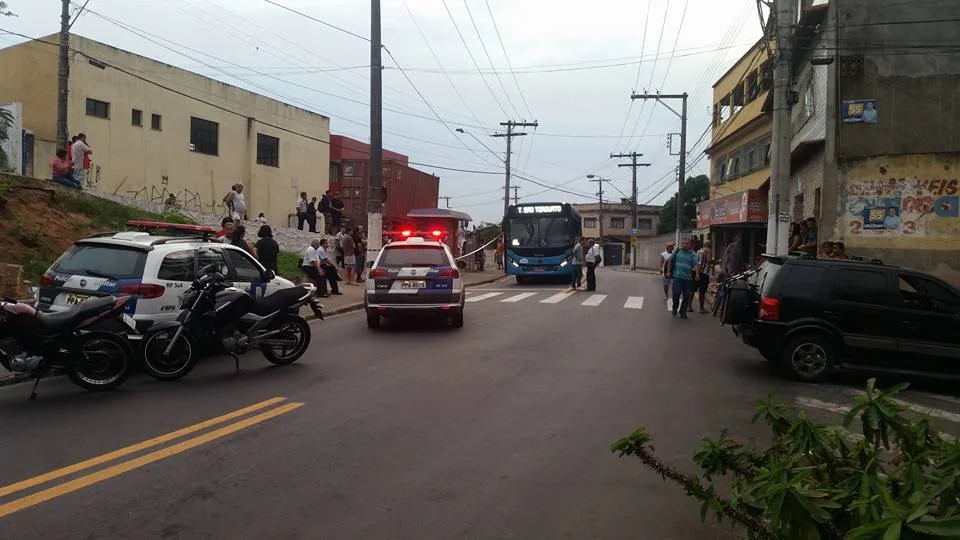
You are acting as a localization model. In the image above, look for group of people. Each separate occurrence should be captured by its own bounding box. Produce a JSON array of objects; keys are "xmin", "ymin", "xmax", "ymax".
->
[
  {"xmin": 300, "ymin": 226, "xmax": 368, "ymax": 297},
  {"xmin": 788, "ymin": 217, "xmax": 820, "ymax": 257},
  {"xmin": 50, "ymin": 133, "xmax": 93, "ymax": 190},
  {"xmin": 296, "ymin": 191, "xmax": 344, "ymax": 234},
  {"xmin": 215, "ymin": 217, "xmax": 280, "ymax": 275},
  {"xmin": 569, "ymin": 238, "xmax": 604, "ymax": 291},
  {"xmin": 660, "ymin": 238, "xmax": 713, "ymax": 319}
]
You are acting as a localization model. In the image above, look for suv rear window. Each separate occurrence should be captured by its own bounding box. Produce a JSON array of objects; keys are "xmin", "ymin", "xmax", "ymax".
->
[
  {"xmin": 378, "ymin": 245, "xmax": 447, "ymax": 268},
  {"xmin": 53, "ymin": 245, "xmax": 147, "ymax": 280},
  {"xmin": 749, "ymin": 259, "xmax": 782, "ymax": 296},
  {"xmin": 780, "ymin": 265, "xmax": 825, "ymax": 299}
]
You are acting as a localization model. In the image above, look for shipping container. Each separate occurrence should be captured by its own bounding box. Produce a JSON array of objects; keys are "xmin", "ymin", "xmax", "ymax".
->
[{"xmin": 331, "ymin": 159, "xmax": 440, "ymax": 231}]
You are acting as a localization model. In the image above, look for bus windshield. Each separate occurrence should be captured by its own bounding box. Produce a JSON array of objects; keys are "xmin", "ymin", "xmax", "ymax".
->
[{"xmin": 508, "ymin": 216, "xmax": 574, "ymax": 249}]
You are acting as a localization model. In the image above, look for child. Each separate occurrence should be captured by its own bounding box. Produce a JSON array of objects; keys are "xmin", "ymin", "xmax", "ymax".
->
[
  {"xmin": 257, "ymin": 212, "xmax": 268, "ymax": 226},
  {"xmin": 818, "ymin": 241, "xmax": 834, "ymax": 259},
  {"xmin": 831, "ymin": 242, "xmax": 848, "ymax": 260}
]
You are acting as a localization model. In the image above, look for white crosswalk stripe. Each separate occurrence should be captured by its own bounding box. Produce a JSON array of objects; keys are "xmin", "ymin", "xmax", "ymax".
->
[
  {"xmin": 466, "ymin": 292, "xmax": 503, "ymax": 303},
  {"xmin": 540, "ymin": 291, "xmax": 574, "ymax": 304},
  {"xmin": 795, "ymin": 393, "xmax": 960, "ymax": 441},
  {"xmin": 624, "ymin": 296, "xmax": 644, "ymax": 310},
  {"xmin": 501, "ymin": 292, "xmax": 537, "ymax": 303},
  {"xmin": 580, "ymin": 294, "xmax": 607, "ymax": 307}
]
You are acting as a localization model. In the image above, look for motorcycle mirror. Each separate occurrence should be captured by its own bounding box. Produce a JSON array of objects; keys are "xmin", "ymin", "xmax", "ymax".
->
[
  {"xmin": 265, "ymin": 269, "xmax": 276, "ymax": 280},
  {"xmin": 198, "ymin": 263, "xmax": 220, "ymax": 276}
]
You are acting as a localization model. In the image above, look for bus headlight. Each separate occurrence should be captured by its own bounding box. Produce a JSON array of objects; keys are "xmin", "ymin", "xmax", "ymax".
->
[{"xmin": 559, "ymin": 260, "xmax": 568, "ymax": 267}]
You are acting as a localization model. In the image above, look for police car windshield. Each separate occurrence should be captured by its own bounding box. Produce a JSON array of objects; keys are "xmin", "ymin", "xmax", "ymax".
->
[{"xmin": 379, "ymin": 245, "xmax": 447, "ymax": 268}]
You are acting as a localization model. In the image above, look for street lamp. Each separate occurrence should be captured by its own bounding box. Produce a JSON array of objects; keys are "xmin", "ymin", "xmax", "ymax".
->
[{"xmin": 455, "ymin": 128, "xmax": 504, "ymax": 164}]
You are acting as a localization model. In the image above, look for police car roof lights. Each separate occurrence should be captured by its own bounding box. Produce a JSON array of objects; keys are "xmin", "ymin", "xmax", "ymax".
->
[{"xmin": 125, "ymin": 220, "xmax": 217, "ymax": 237}]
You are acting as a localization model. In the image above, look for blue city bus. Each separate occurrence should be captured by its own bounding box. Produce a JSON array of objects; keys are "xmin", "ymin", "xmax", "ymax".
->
[{"xmin": 503, "ymin": 202, "xmax": 582, "ymax": 283}]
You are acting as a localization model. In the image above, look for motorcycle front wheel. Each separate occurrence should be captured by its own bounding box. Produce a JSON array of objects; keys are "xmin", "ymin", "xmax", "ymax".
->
[
  {"xmin": 67, "ymin": 332, "xmax": 133, "ymax": 391},
  {"xmin": 142, "ymin": 328, "xmax": 198, "ymax": 381},
  {"xmin": 262, "ymin": 315, "xmax": 311, "ymax": 365}
]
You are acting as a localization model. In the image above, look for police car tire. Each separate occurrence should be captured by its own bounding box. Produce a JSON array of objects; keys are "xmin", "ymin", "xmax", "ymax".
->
[
  {"xmin": 366, "ymin": 311, "xmax": 381, "ymax": 329},
  {"xmin": 451, "ymin": 311, "xmax": 464, "ymax": 329}
]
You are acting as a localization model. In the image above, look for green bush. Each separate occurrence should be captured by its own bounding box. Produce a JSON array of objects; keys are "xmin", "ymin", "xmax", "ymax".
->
[
  {"xmin": 612, "ymin": 378, "xmax": 960, "ymax": 539},
  {"xmin": 277, "ymin": 251, "xmax": 303, "ymax": 282}
]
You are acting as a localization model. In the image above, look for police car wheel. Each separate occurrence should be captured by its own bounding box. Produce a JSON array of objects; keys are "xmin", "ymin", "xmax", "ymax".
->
[
  {"xmin": 366, "ymin": 311, "xmax": 381, "ymax": 329},
  {"xmin": 450, "ymin": 311, "xmax": 464, "ymax": 329}
]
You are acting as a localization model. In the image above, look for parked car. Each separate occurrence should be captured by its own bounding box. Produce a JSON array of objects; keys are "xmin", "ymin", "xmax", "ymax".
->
[
  {"xmin": 37, "ymin": 227, "xmax": 297, "ymax": 334},
  {"xmin": 364, "ymin": 234, "xmax": 464, "ymax": 329},
  {"xmin": 725, "ymin": 254, "xmax": 960, "ymax": 382}
]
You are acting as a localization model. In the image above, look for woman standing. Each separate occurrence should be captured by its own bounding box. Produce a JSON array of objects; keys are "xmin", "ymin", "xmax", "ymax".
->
[{"xmin": 255, "ymin": 225, "xmax": 280, "ymax": 273}]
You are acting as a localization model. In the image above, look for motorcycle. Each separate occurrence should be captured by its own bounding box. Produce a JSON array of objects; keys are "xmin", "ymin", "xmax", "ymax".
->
[
  {"xmin": 140, "ymin": 263, "xmax": 322, "ymax": 380},
  {"xmin": 0, "ymin": 295, "xmax": 136, "ymax": 399}
]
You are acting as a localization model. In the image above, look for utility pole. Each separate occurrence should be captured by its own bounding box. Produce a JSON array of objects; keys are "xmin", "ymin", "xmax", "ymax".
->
[
  {"xmin": 631, "ymin": 92, "xmax": 688, "ymax": 247},
  {"xmin": 438, "ymin": 196, "xmax": 452, "ymax": 208},
  {"xmin": 611, "ymin": 152, "xmax": 651, "ymax": 271},
  {"xmin": 492, "ymin": 120, "xmax": 538, "ymax": 219},
  {"xmin": 56, "ymin": 0, "xmax": 71, "ymax": 150},
  {"xmin": 368, "ymin": 0, "xmax": 384, "ymax": 257},
  {"xmin": 509, "ymin": 185, "xmax": 520, "ymax": 205},
  {"xmin": 767, "ymin": 0, "xmax": 796, "ymax": 255},
  {"xmin": 587, "ymin": 175, "xmax": 612, "ymax": 240}
]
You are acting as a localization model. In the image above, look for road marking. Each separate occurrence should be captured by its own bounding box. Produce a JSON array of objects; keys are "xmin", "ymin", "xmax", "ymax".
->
[
  {"xmin": 465, "ymin": 292, "xmax": 503, "ymax": 303},
  {"xmin": 794, "ymin": 397, "xmax": 851, "ymax": 414},
  {"xmin": 501, "ymin": 292, "xmax": 537, "ymax": 303},
  {"xmin": 580, "ymin": 294, "xmax": 607, "ymax": 307},
  {"xmin": 0, "ymin": 401, "xmax": 304, "ymax": 519},
  {"xmin": 540, "ymin": 291, "xmax": 574, "ymax": 304},
  {"xmin": 838, "ymin": 388, "xmax": 960, "ymax": 424},
  {"xmin": 0, "ymin": 396, "xmax": 288, "ymax": 499},
  {"xmin": 624, "ymin": 296, "xmax": 645, "ymax": 310}
]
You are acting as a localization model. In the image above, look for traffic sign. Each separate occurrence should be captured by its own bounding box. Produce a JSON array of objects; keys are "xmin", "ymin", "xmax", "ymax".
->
[{"xmin": 630, "ymin": 228, "xmax": 638, "ymax": 236}]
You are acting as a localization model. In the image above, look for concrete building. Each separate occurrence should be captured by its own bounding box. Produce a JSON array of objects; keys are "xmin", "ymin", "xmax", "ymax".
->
[
  {"xmin": 700, "ymin": 36, "xmax": 776, "ymax": 266},
  {"xmin": 815, "ymin": 0, "xmax": 960, "ymax": 284},
  {"xmin": 574, "ymin": 200, "xmax": 662, "ymax": 242},
  {"xmin": 0, "ymin": 34, "xmax": 331, "ymax": 225}
]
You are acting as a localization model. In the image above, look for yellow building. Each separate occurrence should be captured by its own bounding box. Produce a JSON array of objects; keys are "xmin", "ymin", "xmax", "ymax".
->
[
  {"xmin": 0, "ymin": 33, "xmax": 330, "ymax": 225},
  {"xmin": 700, "ymin": 37, "xmax": 775, "ymax": 267}
]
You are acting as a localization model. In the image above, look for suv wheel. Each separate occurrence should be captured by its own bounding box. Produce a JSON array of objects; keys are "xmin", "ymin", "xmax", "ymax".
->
[
  {"xmin": 366, "ymin": 311, "xmax": 381, "ymax": 330},
  {"xmin": 781, "ymin": 334, "xmax": 835, "ymax": 382}
]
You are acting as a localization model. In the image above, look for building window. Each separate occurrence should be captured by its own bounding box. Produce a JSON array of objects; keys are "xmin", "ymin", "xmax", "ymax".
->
[
  {"xmin": 151, "ymin": 114, "xmax": 162, "ymax": 131},
  {"xmin": 190, "ymin": 116, "xmax": 219, "ymax": 156},
  {"xmin": 256, "ymin": 133, "xmax": 280, "ymax": 167},
  {"xmin": 746, "ymin": 71, "xmax": 760, "ymax": 102},
  {"xmin": 637, "ymin": 218, "xmax": 652, "ymax": 230},
  {"xmin": 761, "ymin": 138, "xmax": 772, "ymax": 167},
  {"xmin": 610, "ymin": 217, "xmax": 625, "ymax": 229},
  {"xmin": 86, "ymin": 98, "xmax": 109, "ymax": 119},
  {"xmin": 718, "ymin": 95, "xmax": 731, "ymax": 124},
  {"xmin": 131, "ymin": 109, "xmax": 142, "ymax": 127},
  {"xmin": 732, "ymin": 83, "xmax": 745, "ymax": 115},
  {"xmin": 583, "ymin": 217, "xmax": 597, "ymax": 229}
]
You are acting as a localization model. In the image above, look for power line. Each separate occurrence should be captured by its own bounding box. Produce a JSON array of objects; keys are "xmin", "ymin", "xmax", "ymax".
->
[
  {"xmin": 612, "ymin": 0, "xmax": 652, "ymax": 154},
  {"xmin": 623, "ymin": 0, "xmax": 670, "ymax": 150},
  {"xmin": 440, "ymin": 0, "xmax": 509, "ymax": 117},
  {"xmin": 484, "ymin": 0, "xmax": 533, "ymax": 118},
  {"xmin": 462, "ymin": 0, "xmax": 520, "ymax": 118},
  {"xmin": 261, "ymin": 0, "xmax": 368, "ymax": 42}
]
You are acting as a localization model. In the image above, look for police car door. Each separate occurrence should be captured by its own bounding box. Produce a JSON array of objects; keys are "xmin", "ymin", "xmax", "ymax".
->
[{"xmin": 222, "ymin": 246, "xmax": 268, "ymax": 300}]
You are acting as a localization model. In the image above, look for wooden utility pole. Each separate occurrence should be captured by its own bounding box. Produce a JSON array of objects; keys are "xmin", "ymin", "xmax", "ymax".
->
[
  {"xmin": 438, "ymin": 196, "xmax": 452, "ymax": 208},
  {"xmin": 767, "ymin": 0, "xmax": 796, "ymax": 255},
  {"xmin": 611, "ymin": 152, "xmax": 651, "ymax": 270},
  {"xmin": 56, "ymin": 0, "xmax": 71, "ymax": 150},
  {"xmin": 587, "ymin": 175, "xmax": 612, "ymax": 240},
  {"xmin": 368, "ymin": 0, "xmax": 383, "ymax": 255},
  {"xmin": 492, "ymin": 120, "xmax": 537, "ymax": 219},
  {"xmin": 631, "ymin": 92, "xmax": 688, "ymax": 247}
]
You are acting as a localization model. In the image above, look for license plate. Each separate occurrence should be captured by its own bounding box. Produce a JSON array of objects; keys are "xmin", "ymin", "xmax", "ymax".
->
[
  {"xmin": 533, "ymin": 267, "xmax": 546, "ymax": 272},
  {"xmin": 400, "ymin": 280, "xmax": 426, "ymax": 289},
  {"xmin": 65, "ymin": 293, "xmax": 92, "ymax": 305},
  {"xmin": 121, "ymin": 313, "xmax": 137, "ymax": 331}
]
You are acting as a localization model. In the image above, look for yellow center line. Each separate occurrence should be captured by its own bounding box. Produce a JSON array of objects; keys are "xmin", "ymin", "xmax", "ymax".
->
[
  {"xmin": 0, "ymin": 396, "xmax": 288, "ymax": 499},
  {"xmin": 0, "ymin": 401, "xmax": 304, "ymax": 519}
]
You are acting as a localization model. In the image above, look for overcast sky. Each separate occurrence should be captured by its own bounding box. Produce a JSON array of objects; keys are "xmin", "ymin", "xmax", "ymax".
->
[{"xmin": 2, "ymin": 0, "xmax": 762, "ymax": 223}]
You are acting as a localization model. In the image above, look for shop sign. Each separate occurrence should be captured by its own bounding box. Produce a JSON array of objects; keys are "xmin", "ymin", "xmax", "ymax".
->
[{"xmin": 697, "ymin": 189, "xmax": 768, "ymax": 228}]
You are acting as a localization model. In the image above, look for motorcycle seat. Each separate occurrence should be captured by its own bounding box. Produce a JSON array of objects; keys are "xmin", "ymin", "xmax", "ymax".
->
[
  {"xmin": 254, "ymin": 286, "xmax": 310, "ymax": 316},
  {"xmin": 37, "ymin": 296, "xmax": 116, "ymax": 330}
]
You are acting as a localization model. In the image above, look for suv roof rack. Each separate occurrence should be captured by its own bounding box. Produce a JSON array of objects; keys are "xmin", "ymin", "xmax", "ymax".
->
[{"xmin": 849, "ymin": 255, "xmax": 886, "ymax": 265}]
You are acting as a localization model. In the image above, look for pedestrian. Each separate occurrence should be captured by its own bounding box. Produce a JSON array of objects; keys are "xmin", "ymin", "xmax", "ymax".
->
[
  {"xmin": 231, "ymin": 223, "xmax": 255, "ymax": 255},
  {"xmin": 70, "ymin": 133, "xmax": 92, "ymax": 187},
  {"xmin": 255, "ymin": 225, "xmax": 279, "ymax": 273},
  {"xmin": 334, "ymin": 226, "xmax": 346, "ymax": 267},
  {"xmin": 330, "ymin": 192, "xmax": 344, "ymax": 229},
  {"xmin": 257, "ymin": 212, "xmax": 268, "ymax": 227},
  {"xmin": 353, "ymin": 226, "xmax": 367, "ymax": 281},
  {"xmin": 318, "ymin": 190, "xmax": 332, "ymax": 233},
  {"xmin": 307, "ymin": 197, "xmax": 318, "ymax": 233},
  {"xmin": 216, "ymin": 218, "xmax": 235, "ymax": 243},
  {"xmin": 584, "ymin": 238, "xmax": 602, "ymax": 292},
  {"xmin": 494, "ymin": 239, "xmax": 504, "ymax": 270},
  {"xmin": 694, "ymin": 240, "xmax": 713, "ymax": 314},
  {"xmin": 223, "ymin": 183, "xmax": 246, "ymax": 221},
  {"xmin": 570, "ymin": 236, "xmax": 585, "ymax": 290},
  {"xmin": 724, "ymin": 235, "xmax": 742, "ymax": 277},
  {"xmin": 295, "ymin": 192, "xmax": 308, "ymax": 231},
  {"xmin": 50, "ymin": 149, "xmax": 82, "ymax": 189},
  {"xmin": 317, "ymin": 238, "xmax": 342, "ymax": 295},
  {"xmin": 301, "ymin": 239, "xmax": 331, "ymax": 297},
  {"xmin": 342, "ymin": 227, "xmax": 358, "ymax": 285},
  {"xmin": 659, "ymin": 242, "xmax": 674, "ymax": 299},
  {"xmin": 671, "ymin": 238, "xmax": 699, "ymax": 319}
]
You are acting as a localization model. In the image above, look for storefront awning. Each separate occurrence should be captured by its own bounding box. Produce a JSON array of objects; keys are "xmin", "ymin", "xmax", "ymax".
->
[{"xmin": 696, "ymin": 188, "xmax": 769, "ymax": 228}]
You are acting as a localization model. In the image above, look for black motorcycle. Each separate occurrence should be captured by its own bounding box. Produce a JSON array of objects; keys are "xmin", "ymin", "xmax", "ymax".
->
[
  {"xmin": 0, "ymin": 295, "xmax": 136, "ymax": 398},
  {"xmin": 140, "ymin": 264, "xmax": 322, "ymax": 380}
]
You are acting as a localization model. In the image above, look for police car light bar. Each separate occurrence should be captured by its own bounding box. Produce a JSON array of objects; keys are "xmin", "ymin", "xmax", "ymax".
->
[{"xmin": 126, "ymin": 220, "xmax": 217, "ymax": 236}]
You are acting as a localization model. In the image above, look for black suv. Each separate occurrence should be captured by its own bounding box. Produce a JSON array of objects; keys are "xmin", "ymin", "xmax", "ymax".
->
[{"xmin": 724, "ymin": 255, "xmax": 960, "ymax": 382}]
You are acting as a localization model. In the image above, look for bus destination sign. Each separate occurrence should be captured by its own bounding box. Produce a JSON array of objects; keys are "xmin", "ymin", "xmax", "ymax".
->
[{"xmin": 517, "ymin": 205, "xmax": 562, "ymax": 214}]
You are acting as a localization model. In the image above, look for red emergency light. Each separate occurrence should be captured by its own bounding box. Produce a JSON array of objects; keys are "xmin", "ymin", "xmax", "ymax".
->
[
  {"xmin": 431, "ymin": 230, "xmax": 442, "ymax": 237},
  {"xmin": 401, "ymin": 230, "xmax": 412, "ymax": 237}
]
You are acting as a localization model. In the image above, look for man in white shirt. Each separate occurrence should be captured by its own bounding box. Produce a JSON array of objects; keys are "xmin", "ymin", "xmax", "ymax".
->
[
  {"xmin": 301, "ymin": 239, "xmax": 331, "ymax": 297},
  {"xmin": 70, "ymin": 133, "xmax": 92, "ymax": 186},
  {"xmin": 584, "ymin": 239, "xmax": 602, "ymax": 292},
  {"xmin": 660, "ymin": 242, "xmax": 675, "ymax": 299}
]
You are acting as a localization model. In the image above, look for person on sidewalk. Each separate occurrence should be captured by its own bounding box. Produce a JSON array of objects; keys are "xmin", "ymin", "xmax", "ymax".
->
[
  {"xmin": 317, "ymin": 238, "xmax": 341, "ymax": 295},
  {"xmin": 352, "ymin": 226, "xmax": 367, "ymax": 281},
  {"xmin": 50, "ymin": 149, "xmax": 82, "ymax": 190},
  {"xmin": 296, "ymin": 192, "xmax": 309, "ymax": 231},
  {"xmin": 570, "ymin": 237, "xmax": 585, "ymax": 290},
  {"xmin": 694, "ymin": 240, "xmax": 713, "ymax": 313},
  {"xmin": 659, "ymin": 241, "xmax": 674, "ymax": 299},
  {"xmin": 671, "ymin": 238, "xmax": 699, "ymax": 319},
  {"xmin": 301, "ymin": 239, "xmax": 331, "ymax": 297},
  {"xmin": 318, "ymin": 190, "xmax": 332, "ymax": 233},
  {"xmin": 342, "ymin": 228, "xmax": 358, "ymax": 285},
  {"xmin": 335, "ymin": 226, "xmax": 346, "ymax": 267},
  {"xmin": 584, "ymin": 239, "xmax": 602, "ymax": 292},
  {"xmin": 306, "ymin": 197, "xmax": 318, "ymax": 233},
  {"xmin": 70, "ymin": 133, "xmax": 92, "ymax": 187},
  {"xmin": 494, "ymin": 239, "xmax": 504, "ymax": 270},
  {"xmin": 255, "ymin": 225, "xmax": 279, "ymax": 273}
]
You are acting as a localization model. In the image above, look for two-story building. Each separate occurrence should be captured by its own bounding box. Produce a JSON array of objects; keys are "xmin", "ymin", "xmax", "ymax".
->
[
  {"xmin": 0, "ymin": 33, "xmax": 331, "ymax": 225},
  {"xmin": 574, "ymin": 200, "xmax": 662, "ymax": 243},
  {"xmin": 700, "ymin": 36, "xmax": 775, "ymax": 267}
]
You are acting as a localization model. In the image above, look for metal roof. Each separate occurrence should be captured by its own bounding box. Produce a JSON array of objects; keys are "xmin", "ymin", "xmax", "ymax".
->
[{"xmin": 406, "ymin": 208, "xmax": 473, "ymax": 221}]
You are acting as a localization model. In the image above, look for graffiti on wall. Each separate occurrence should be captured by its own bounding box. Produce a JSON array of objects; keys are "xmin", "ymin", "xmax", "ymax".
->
[{"xmin": 845, "ymin": 177, "xmax": 960, "ymax": 236}]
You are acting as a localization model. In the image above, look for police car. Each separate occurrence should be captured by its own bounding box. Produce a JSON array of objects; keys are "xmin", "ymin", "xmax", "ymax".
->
[
  {"xmin": 364, "ymin": 231, "xmax": 465, "ymax": 329},
  {"xmin": 37, "ymin": 222, "xmax": 297, "ymax": 333}
]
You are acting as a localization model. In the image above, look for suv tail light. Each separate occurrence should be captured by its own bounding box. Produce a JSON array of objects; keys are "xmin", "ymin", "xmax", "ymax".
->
[
  {"xmin": 437, "ymin": 267, "xmax": 460, "ymax": 278},
  {"xmin": 120, "ymin": 283, "xmax": 166, "ymax": 299},
  {"xmin": 759, "ymin": 295, "xmax": 780, "ymax": 321},
  {"xmin": 368, "ymin": 268, "xmax": 388, "ymax": 279},
  {"xmin": 40, "ymin": 272, "xmax": 54, "ymax": 286}
]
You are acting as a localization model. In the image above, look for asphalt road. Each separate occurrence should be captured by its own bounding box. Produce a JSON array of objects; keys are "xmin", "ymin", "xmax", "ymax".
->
[{"xmin": 5, "ymin": 268, "xmax": 960, "ymax": 539}]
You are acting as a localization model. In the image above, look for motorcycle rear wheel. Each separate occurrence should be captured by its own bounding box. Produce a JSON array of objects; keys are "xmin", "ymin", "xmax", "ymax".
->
[
  {"xmin": 66, "ymin": 332, "xmax": 133, "ymax": 391},
  {"xmin": 142, "ymin": 329, "xmax": 198, "ymax": 381},
  {"xmin": 262, "ymin": 316, "xmax": 311, "ymax": 365}
]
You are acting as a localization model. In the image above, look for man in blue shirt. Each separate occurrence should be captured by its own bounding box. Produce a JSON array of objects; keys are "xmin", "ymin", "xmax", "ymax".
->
[{"xmin": 670, "ymin": 238, "xmax": 700, "ymax": 319}]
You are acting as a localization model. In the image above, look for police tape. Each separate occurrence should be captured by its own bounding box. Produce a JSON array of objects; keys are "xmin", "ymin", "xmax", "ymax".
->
[{"xmin": 454, "ymin": 235, "xmax": 502, "ymax": 261}]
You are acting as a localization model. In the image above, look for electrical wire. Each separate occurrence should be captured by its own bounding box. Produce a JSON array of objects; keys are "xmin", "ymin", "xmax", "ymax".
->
[
  {"xmin": 462, "ymin": 0, "xmax": 520, "ymax": 118},
  {"xmin": 623, "ymin": 0, "xmax": 670, "ymax": 150},
  {"xmin": 440, "ymin": 0, "xmax": 509, "ymax": 117},
  {"xmin": 612, "ymin": 0, "xmax": 652, "ymax": 154},
  {"xmin": 261, "ymin": 0, "xmax": 368, "ymax": 42},
  {"xmin": 484, "ymin": 0, "xmax": 533, "ymax": 119}
]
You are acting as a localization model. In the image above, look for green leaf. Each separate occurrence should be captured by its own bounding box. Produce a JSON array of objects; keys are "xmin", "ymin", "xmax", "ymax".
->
[
  {"xmin": 847, "ymin": 518, "xmax": 901, "ymax": 540},
  {"xmin": 908, "ymin": 517, "xmax": 960, "ymax": 536},
  {"xmin": 881, "ymin": 520, "xmax": 902, "ymax": 540}
]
